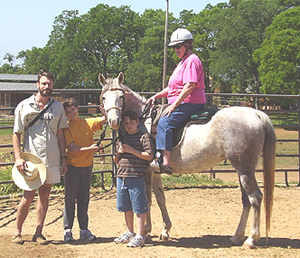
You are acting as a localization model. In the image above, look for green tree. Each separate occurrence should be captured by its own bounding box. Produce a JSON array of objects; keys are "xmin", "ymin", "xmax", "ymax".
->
[
  {"xmin": 210, "ymin": 0, "xmax": 279, "ymax": 93},
  {"xmin": 53, "ymin": 4, "xmax": 143, "ymax": 88},
  {"xmin": 16, "ymin": 11, "xmax": 80, "ymax": 83},
  {"xmin": 18, "ymin": 47, "xmax": 51, "ymax": 74},
  {"xmin": 0, "ymin": 53, "xmax": 23, "ymax": 73},
  {"xmin": 125, "ymin": 9, "xmax": 177, "ymax": 93},
  {"xmin": 254, "ymin": 7, "xmax": 300, "ymax": 96},
  {"xmin": 189, "ymin": 3, "xmax": 228, "ymax": 92}
]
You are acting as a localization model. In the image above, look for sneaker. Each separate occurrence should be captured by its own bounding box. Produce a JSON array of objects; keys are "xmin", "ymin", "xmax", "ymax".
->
[
  {"xmin": 127, "ymin": 235, "xmax": 145, "ymax": 248},
  {"xmin": 64, "ymin": 230, "xmax": 74, "ymax": 242},
  {"xmin": 32, "ymin": 234, "xmax": 48, "ymax": 245},
  {"xmin": 12, "ymin": 234, "xmax": 24, "ymax": 245},
  {"xmin": 114, "ymin": 232, "xmax": 136, "ymax": 244},
  {"xmin": 80, "ymin": 229, "xmax": 96, "ymax": 241}
]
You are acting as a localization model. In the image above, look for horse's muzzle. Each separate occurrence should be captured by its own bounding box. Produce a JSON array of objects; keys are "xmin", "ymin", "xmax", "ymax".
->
[{"xmin": 108, "ymin": 117, "xmax": 120, "ymax": 130}]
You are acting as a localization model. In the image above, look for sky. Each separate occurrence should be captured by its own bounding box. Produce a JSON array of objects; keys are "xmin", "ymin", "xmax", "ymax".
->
[{"xmin": 0, "ymin": 0, "xmax": 224, "ymax": 65}]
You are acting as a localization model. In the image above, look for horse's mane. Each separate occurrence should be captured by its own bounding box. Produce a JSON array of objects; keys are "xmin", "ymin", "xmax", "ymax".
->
[
  {"xmin": 100, "ymin": 77, "xmax": 147, "ymax": 105},
  {"xmin": 121, "ymin": 84, "xmax": 147, "ymax": 105},
  {"xmin": 100, "ymin": 78, "xmax": 120, "ymax": 96}
]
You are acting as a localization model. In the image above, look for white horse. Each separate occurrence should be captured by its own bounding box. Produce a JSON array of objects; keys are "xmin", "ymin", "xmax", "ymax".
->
[{"xmin": 99, "ymin": 72, "xmax": 276, "ymax": 249}]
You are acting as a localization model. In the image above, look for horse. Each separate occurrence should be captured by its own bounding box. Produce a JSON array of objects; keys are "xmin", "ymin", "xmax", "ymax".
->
[{"xmin": 98, "ymin": 72, "xmax": 276, "ymax": 249}]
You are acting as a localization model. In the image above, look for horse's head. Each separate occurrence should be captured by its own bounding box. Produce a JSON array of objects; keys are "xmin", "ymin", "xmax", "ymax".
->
[
  {"xmin": 99, "ymin": 72, "xmax": 125, "ymax": 130},
  {"xmin": 99, "ymin": 72, "xmax": 148, "ymax": 132}
]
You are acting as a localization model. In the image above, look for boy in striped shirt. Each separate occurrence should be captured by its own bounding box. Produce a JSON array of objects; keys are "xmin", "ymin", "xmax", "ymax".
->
[{"xmin": 113, "ymin": 110, "xmax": 154, "ymax": 247}]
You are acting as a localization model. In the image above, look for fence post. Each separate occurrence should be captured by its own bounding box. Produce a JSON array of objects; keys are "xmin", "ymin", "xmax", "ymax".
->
[{"xmin": 297, "ymin": 95, "xmax": 300, "ymax": 186}]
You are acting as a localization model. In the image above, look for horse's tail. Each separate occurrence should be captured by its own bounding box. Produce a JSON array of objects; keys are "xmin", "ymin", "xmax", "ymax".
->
[{"xmin": 259, "ymin": 111, "xmax": 276, "ymax": 241}]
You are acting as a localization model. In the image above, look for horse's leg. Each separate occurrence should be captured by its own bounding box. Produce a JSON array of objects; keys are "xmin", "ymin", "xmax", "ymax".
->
[
  {"xmin": 242, "ymin": 175, "xmax": 262, "ymax": 249},
  {"xmin": 231, "ymin": 174, "xmax": 262, "ymax": 249},
  {"xmin": 152, "ymin": 172, "xmax": 172, "ymax": 240},
  {"xmin": 144, "ymin": 167, "xmax": 152, "ymax": 236},
  {"xmin": 230, "ymin": 181, "xmax": 251, "ymax": 246}
]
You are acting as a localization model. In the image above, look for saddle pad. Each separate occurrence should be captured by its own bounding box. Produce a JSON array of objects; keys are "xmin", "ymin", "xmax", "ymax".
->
[
  {"xmin": 173, "ymin": 108, "xmax": 219, "ymax": 147},
  {"xmin": 190, "ymin": 108, "xmax": 219, "ymax": 121}
]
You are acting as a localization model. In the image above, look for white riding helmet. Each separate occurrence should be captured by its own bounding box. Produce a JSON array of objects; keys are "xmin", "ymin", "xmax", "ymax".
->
[{"xmin": 168, "ymin": 28, "xmax": 193, "ymax": 47}]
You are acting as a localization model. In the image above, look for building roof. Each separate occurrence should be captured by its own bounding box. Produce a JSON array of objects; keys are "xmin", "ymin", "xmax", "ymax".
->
[
  {"xmin": 0, "ymin": 82, "xmax": 37, "ymax": 92},
  {"xmin": 0, "ymin": 74, "xmax": 37, "ymax": 82}
]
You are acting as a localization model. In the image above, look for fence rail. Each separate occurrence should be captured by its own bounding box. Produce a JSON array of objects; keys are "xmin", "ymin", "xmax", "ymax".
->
[{"xmin": 0, "ymin": 91, "xmax": 300, "ymax": 195}]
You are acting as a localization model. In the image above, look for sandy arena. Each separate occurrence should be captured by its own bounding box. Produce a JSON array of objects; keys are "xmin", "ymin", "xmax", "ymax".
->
[{"xmin": 0, "ymin": 186, "xmax": 300, "ymax": 258}]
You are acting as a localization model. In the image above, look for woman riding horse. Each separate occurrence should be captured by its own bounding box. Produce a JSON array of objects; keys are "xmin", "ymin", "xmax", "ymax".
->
[{"xmin": 147, "ymin": 28, "xmax": 206, "ymax": 174}]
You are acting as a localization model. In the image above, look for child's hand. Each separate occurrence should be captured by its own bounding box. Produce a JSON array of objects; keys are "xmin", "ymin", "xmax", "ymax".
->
[
  {"xmin": 116, "ymin": 143, "xmax": 124, "ymax": 154},
  {"xmin": 120, "ymin": 144, "xmax": 134, "ymax": 154},
  {"xmin": 90, "ymin": 143, "xmax": 101, "ymax": 152}
]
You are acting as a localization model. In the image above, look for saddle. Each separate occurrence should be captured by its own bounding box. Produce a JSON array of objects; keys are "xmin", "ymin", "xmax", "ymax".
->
[{"xmin": 150, "ymin": 105, "xmax": 219, "ymax": 147}]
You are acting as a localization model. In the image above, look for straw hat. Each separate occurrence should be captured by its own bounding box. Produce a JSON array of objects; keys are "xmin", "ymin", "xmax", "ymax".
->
[{"xmin": 12, "ymin": 153, "xmax": 47, "ymax": 191}]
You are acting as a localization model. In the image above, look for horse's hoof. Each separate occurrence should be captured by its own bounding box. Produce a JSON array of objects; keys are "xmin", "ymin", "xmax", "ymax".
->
[
  {"xmin": 229, "ymin": 236, "xmax": 244, "ymax": 246},
  {"xmin": 242, "ymin": 243, "xmax": 256, "ymax": 250},
  {"xmin": 241, "ymin": 237, "xmax": 258, "ymax": 249},
  {"xmin": 159, "ymin": 233, "xmax": 169, "ymax": 241},
  {"xmin": 144, "ymin": 234, "xmax": 153, "ymax": 244}
]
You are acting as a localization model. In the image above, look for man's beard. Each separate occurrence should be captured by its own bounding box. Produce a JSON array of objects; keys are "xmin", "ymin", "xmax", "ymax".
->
[{"xmin": 39, "ymin": 88, "xmax": 52, "ymax": 97}]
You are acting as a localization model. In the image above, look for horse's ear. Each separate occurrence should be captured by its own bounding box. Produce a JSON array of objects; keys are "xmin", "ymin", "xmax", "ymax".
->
[
  {"xmin": 118, "ymin": 72, "xmax": 124, "ymax": 84},
  {"xmin": 98, "ymin": 74, "xmax": 106, "ymax": 87}
]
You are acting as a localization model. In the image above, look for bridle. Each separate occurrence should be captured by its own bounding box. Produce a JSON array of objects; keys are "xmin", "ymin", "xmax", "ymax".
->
[
  {"xmin": 99, "ymin": 84, "xmax": 153, "ymax": 151},
  {"xmin": 97, "ymin": 87, "xmax": 126, "ymax": 149},
  {"xmin": 105, "ymin": 106, "xmax": 123, "ymax": 112},
  {"xmin": 101, "ymin": 88, "xmax": 126, "ymax": 114}
]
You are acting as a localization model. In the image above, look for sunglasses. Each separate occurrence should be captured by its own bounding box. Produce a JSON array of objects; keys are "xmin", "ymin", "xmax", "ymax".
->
[{"xmin": 173, "ymin": 44, "xmax": 185, "ymax": 49}]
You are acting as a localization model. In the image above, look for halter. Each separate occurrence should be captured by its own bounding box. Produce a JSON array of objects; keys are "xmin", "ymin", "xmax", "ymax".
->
[
  {"xmin": 105, "ymin": 106, "xmax": 123, "ymax": 112},
  {"xmin": 98, "ymin": 87, "xmax": 128, "ymax": 150}
]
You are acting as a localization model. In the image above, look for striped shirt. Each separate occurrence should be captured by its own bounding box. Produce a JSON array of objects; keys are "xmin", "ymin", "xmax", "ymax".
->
[{"xmin": 117, "ymin": 131, "xmax": 154, "ymax": 177}]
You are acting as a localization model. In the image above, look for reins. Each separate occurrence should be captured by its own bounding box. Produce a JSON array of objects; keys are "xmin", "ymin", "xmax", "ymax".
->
[{"xmin": 139, "ymin": 102, "xmax": 152, "ymax": 121}]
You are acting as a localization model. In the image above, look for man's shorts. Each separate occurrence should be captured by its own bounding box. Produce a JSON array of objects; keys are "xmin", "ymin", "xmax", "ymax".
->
[
  {"xmin": 116, "ymin": 177, "xmax": 149, "ymax": 214},
  {"xmin": 45, "ymin": 167, "xmax": 61, "ymax": 184}
]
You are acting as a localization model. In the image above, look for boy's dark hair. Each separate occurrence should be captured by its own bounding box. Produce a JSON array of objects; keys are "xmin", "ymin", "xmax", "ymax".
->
[
  {"xmin": 38, "ymin": 70, "xmax": 55, "ymax": 83},
  {"xmin": 122, "ymin": 110, "xmax": 139, "ymax": 121},
  {"xmin": 62, "ymin": 98, "xmax": 79, "ymax": 109}
]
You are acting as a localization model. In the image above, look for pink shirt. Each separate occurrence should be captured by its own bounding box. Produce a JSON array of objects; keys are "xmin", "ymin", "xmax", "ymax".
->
[{"xmin": 167, "ymin": 53, "xmax": 206, "ymax": 104}]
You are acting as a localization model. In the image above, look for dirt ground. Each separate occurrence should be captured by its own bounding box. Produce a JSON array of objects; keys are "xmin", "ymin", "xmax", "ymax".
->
[{"xmin": 0, "ymin": 186, "xmax": 300, "ymax": 258}]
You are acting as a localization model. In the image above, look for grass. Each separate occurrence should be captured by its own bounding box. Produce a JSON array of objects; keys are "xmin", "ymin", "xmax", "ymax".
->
[
  {"xmin": 162, "ymin": 174, "xmax": 238, "ymax": 189},
  {"xmin": 0, "ymin": 128, "xmax": 13, "ymax": 136},
  {"xmin": 268, "ymin": 113, "xmax": 299, "ymax": 126}
]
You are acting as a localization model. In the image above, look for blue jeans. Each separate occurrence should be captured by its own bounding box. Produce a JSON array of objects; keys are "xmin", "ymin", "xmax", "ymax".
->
[
  {"xmin": 156, "ymin": 103, "xmax": 205, "ymax": 151},
  {"xmin": 116, "ymin": 177, "xmax": 149, "ymax": 214}
]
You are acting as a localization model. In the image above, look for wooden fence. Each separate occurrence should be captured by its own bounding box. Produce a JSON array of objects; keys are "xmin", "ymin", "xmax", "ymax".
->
[{"xmin": 0, "ymin": 90, "xmax": 299, "ymax": 197}]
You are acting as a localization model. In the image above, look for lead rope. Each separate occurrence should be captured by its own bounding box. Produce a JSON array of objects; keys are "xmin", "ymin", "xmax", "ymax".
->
[{"xmin": 97, "ymin": 122, "xmax": 120, "ymax": 150}]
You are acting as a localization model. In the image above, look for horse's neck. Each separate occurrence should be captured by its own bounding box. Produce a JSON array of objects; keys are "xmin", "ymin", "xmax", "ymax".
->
[
  {"xmin": 124, "ymin": 91, "xmax": 146, "ymax": 116},
  {"xmin": 122, "ymin": 89, "xmax": 148, "ymax": 134}
]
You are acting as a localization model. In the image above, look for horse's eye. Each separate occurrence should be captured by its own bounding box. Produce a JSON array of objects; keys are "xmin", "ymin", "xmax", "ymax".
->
[{"xmin": 102, "ymin": 97, "xmax": 105, "ymax": 101}]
